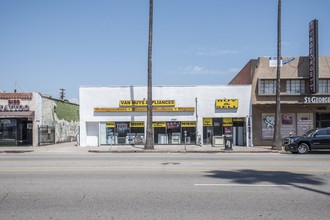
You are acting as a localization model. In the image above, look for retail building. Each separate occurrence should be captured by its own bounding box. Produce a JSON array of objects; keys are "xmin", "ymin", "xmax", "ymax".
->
[
  {"xmin": 79, "ymin": 85, "xmax": 252, "ymax": 147},
  {"xmin": 229, "ymin": 56, "xmax": 330, "ymax": 145},
  {"xmin": 0, "ymin": 92, "xmax": 79, "ymax": 146}
]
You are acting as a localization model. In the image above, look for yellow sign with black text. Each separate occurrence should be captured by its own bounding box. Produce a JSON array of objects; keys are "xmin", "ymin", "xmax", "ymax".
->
[
  {"xmin": 94, "ymin": 107, "xmax": 194, "ymax": 112},
  {"xmin": 130, "ymin": 121, "xmax": 144, "ymax": 127},
  {"xmin": 181, "ymin": 121, "xmax": 196, "ymax": 127},
  {"xmin": 215, "ymin": 99, "xmax": 238, "ymax": 109},
  {"xmin": 95, "ymin": 108, "xmax": 132, "ymax": 112},
  {"xmin": 203, "ymin": 118, "xmax": 213, "ymax": 126},
  {"xmin": 223, "ymin": 118, "xmax": 233, "ymax": 126},
  {"xmin": 119, "ymin": 100, "xmax": 176, "ymax": 107},
  {"xmin": 106, "ymin": 122, "xmax": 115, "ymax": 128},
  {"xmin": 152, "ymin": 122, "xmax": 166, "ymax": 127}
]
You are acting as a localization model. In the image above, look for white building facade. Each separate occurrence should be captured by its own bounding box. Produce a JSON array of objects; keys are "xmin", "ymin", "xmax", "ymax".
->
[{"xmin": 79, "ymin": 85, "xmax": 252, "ymax": 147}]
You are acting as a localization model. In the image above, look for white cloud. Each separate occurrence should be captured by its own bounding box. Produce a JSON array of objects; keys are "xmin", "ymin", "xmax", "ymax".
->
[{"xmin": 181, "ymin": 66, "xmax": 224, "ymax": 75}]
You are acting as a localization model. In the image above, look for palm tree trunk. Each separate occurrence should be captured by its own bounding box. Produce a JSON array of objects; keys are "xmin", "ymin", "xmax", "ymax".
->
[
  {"xmin": 272, "ymin": 0, "xmax": 282, "ymax": 150},
  {"xmin": 145, "ymin": 0, "xmax": 154, "ymax": 149}
]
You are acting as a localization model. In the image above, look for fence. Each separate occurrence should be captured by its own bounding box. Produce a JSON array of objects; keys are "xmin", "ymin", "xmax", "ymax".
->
[{"xmin": 38, "ymin": 125, "xmax": 55, "ymax": 146}]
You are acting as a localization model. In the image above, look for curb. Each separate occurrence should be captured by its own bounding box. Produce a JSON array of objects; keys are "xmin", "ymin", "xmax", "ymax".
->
[
  {"xmin": 88, "ymin": 150, "xmax": 280, "ymax": 153},
  {"xmin": 0, "ymin": 150, "xmax": 34, "ymax": 154}
]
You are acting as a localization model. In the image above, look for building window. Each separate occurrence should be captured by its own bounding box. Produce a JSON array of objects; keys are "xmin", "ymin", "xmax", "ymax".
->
[
  {"xmin": 319, "ymin": 79, "xmax": 330, "ymax": 93},
  {"xmin": 258, "ymin": 79, "xmax": 276, "ymax": 95},
  {"xmin": 286, "ymin": 80, "xmax": 305, "ymax": 94}
]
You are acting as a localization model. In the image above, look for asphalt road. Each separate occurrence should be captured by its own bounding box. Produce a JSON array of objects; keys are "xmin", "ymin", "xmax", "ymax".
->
[{"xmin": 1, "ymin": 152, "xmax": 330, "ymax": 220}]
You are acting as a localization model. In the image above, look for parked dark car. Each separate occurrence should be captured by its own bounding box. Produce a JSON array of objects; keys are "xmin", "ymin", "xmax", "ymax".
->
[{"xmin": 283, "ymin": 127, "xmax": 330, "ymax": 154}]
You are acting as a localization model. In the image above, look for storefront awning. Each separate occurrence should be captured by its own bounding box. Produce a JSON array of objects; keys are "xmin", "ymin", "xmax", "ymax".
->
[{"xmin": 0, "ymin": 111, "xmax": 35, "ymax": 119}]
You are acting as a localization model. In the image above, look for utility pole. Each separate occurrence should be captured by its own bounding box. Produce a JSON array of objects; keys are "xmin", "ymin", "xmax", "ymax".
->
[
  {"xmin": 272, "ymin": 0, "xmax": 282, "ymax": 150},
  {"xmin": 145, "ymin": 0, "xmax": 154, "ymax": 149},
  {"xmin": 60, "ymin": 89, "xmax": 65, "ymax": 101}
]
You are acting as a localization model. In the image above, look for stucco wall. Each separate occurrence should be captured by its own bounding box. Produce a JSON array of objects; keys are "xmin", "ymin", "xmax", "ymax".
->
[
  {"xmin": 41, "ymin": 96, "xmax": 79, "ymax": 143},
  {"xmin": 79, "ymin": 85, "xmax": 252, "ymax": 147}
]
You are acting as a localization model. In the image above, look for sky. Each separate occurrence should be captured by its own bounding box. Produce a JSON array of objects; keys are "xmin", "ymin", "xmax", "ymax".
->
[{"xmin": 1, "ymin": 0, "xmax": 329, "ymax": 103}]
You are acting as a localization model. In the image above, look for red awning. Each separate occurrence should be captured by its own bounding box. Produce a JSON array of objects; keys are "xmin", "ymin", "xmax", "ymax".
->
[{"xmin": 0, "ymin": 111, "xmax": 35, "ymax": 119}]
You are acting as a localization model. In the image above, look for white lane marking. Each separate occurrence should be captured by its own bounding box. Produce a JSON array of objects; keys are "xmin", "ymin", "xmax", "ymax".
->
[{"xmin": 194, "ymin": 184, "xmax": 290, "ymax": 187}]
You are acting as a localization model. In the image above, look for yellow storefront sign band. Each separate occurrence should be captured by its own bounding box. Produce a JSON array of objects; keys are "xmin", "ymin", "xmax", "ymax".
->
[
  {"xmin": 152, "ymin": 122, "xmax": 166, "ymax": 127},
  {"xmin": 106, "ymin": 122, "xmax": 115, "ymax": 128},
  {"xmin": 130, "ymin": 121, "xmax": 144, "ymax": 127},
  {"xmin": 203, "ymin": 118, "xmax": 212, "ymax": 126},
  {"xmin": 181, "ymin": 121, "xmax": 196, "ymax": 127},
  {"xmin": 94, "ymin": 107, "xmax": 194, "ymax": 112},
  {"xmin": 95, "ymin": 108, "xmax": 132, "ymax": 112},
  {"xmin": 215, "ymin": 99, "xmax": 238, "ymax": 109},
  {"xmin": 223, "ymin": 118, "xmax": 233, "ymax": 126},
  {"xmin": 119, "ymin": 100, "xmax": 176, "ymax": 107}
]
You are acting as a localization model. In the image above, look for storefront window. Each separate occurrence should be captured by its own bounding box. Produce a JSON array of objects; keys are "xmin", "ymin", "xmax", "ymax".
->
[
  {"xmin": 0, "ymin": 119, "xmax": 16, "ymax": 139},
  {"xmin": 297, "ymin": 113, "xmax": 313, "ymax": 136},
  {"xmin": 262, "ymin": 113, "xmax": 297, "ymax": 139},
  {"xmin": 0, "ymin": 119, "xmax": 17, "ymax": 145},
  {"xmin": 167, "ymin": 122, "xmax": 181, "ymax": 144},
  {"xmin": 181, "ymin": 127, "xmax": 196, "ymax": 144},
  {"xmin": 100, "ymin": 122, "xmax": 145, "ymax": 145}
]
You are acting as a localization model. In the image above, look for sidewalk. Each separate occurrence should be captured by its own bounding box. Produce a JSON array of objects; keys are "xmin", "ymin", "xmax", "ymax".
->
[{"xmin": 0, "ymin": 142, "xmax": 282, "ymax": 154}]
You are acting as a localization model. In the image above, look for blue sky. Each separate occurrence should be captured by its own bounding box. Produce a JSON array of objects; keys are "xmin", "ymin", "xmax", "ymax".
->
[{"xmin": 1, "ymin": 0, "xmax": 329, "ymax": 102}]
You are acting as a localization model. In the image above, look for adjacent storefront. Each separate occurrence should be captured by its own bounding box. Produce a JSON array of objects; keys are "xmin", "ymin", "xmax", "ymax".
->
[
  {"xmin": 79, "ymin": 85, "xmax": 252, "ymax": 147},
  {"xmin": 0, "ymin": 93, "xmax": 34, "ymax": 146},
  {"xmin": 0, "ymin": 92, "xmax": 79, "ymax": 147}
]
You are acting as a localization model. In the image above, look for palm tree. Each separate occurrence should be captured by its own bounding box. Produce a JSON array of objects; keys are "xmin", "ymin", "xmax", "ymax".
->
[
  {"xmin": 145, "ymin": 0, "xmax": 154, "ymax": 149},
  {"xmin": 272, "ymin": 0, "xmax": 282, "ymax": 150}
]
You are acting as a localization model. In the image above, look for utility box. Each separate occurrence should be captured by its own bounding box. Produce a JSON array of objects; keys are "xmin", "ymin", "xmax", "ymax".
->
[{"xmin": 212, "ymin": 136, "xmax": 224, "ymax": 147}]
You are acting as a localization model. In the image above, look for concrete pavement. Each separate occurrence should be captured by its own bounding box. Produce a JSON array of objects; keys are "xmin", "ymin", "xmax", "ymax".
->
[{"xmin": 0, "ymin": 142, "xmax": 282, "ymax": 154}]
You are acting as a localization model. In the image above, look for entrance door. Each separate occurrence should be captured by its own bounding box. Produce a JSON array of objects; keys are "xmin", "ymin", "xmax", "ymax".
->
[
  {"xmin": 316, "ymin": 113, "xmax": 330, "ymax": 128},
  {"xmin": 203, "ymin": 127, "xmax": 213, "ymax": 145},
  {"xmin": 17, "ymin": 119, "xmax": 32, "ymax": 146}
]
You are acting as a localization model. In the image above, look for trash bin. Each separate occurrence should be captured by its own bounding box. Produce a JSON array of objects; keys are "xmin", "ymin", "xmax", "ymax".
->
[{"xmin": 224, "ymin": 135, "xmax": 233, "ymax": 150}]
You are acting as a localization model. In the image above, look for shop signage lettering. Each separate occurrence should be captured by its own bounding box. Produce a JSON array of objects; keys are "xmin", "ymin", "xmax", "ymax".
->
[
  {"xmin": 152, "ymin": 122, "xmax": 166, "ymax": 127},
  {"xmin": 0, "ymin": 104, "xmax": 30, "ymax": 112},
  {"xmin": 247, "ymin": 117, "xmax": 251, "ymax": 140},
  {"xmin": 166, "ymin": 122, "xmax": 180, "ymax": 129},
  {"xmin": 130, "ymin": 122, "xmax": 144, "ymax": 127},
  {"xmin": 232, "ymin": 118, "xmax": 244, "ymax": 122},
  {"xmin": 120, "ymin": 100, "xmax": 147, "ymax": 106},
  {"xmin": 153, "ymin": 100, "xmax": 175, "ymax": 106},
  {"xmin": 223, "ymin": 118, "xmax": 233, "ymax": 126},
  {"xmin": 309, "ymin": 19, "xmax": 319, "ymax": 94},
  {"xmin": 119, "ymin": 100, "xmax": 175, "ymax": 107},
  {"xmin": 304, "ymin": 96, "xmax": 330, "ymax": 104},
  {"xmin": 95, "ymin": 107, "xmax": 132, "ymax": 112},
  {"xmin": 181, "ymin": 121, "xmax": 196, "ymax": 127},
  {"xmin": 203, "ymin": 118, "xmax": 212, "ymax": 126},
  {"xmin": 215, "ymin": 99, "xmax": 238, "ymax": 109},
  {"xmin": 116, "ymin": 123, "xmax": 128, "ymax": 128},
  {"xmin": 94, "ymin": 107, "xmax": 194, "ymax": 112},
  {"xmin": 106, "ymin": 122, "xmax": 115, "ymax": 128}
]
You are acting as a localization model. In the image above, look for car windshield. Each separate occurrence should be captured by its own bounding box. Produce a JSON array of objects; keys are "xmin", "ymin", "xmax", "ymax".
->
[{"xmin": 304, "ymin": 129, "xmax": 317, "ymax": 136}]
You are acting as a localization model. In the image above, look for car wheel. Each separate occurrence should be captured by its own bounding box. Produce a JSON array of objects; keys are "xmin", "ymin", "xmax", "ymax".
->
[{"xmin": 297, "ymin": 143, "xmax": 309, "ymax": 154}]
